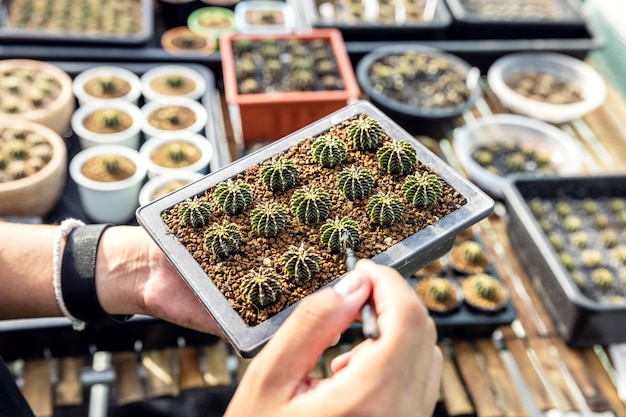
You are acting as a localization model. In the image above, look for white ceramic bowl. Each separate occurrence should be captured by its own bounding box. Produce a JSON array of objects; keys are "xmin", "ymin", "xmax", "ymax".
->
[
  {"xmin": 139, "ymin": 171, "xmax": 204, "ymax": 206},
  {"xmin": 71, "ymin": 99, "xmax": 144, "ymax": 149},
  {"xmin": 140, "ymin": 65, "xmax": 208, "ymax": 102},
  {"xmin": 453, "ymin": 114, "xmax": 585, "ymax": 198},
  {"xmin": 140, "ymin": 133, "xmax": 213, "ymax": 178},
  {"xmin": 234, "ymin": 1, "xmax": 295, "ymax": 34},
  {"xmin": 73, "ymin": 66, "xmax": 142, "ymax": 106},
  {"xmin": 487, "ymin": 52, "xmax": 607, "ymax": 124},
  {"xmin": 141, "ymin": 97, "xmax": 208, "ymax": 138}
]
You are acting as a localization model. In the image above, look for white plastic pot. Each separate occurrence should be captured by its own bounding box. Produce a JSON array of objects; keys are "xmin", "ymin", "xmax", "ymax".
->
[
  {"xmin": 141, "ymin": 97, "xmax": 208, "ymax": 138},
  {"xmin": 73, "ymin": 66, "xmax": 142, "ymax": 106},
  {"xmin": 140, "ymin": 133, "xmax": 213, "ymax": 178},
  {"xmin": 141, "ymin": 64, "xmax": 208, "ymax": 102}
]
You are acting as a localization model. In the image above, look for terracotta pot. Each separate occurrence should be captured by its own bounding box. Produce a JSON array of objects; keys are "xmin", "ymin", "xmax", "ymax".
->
[
  {"xmin": 0, "ymin": 120, "xmax": 67, "ymax": 217},
  {"xmin": 0, "ymin": 59, "xmax": 75, "ymax": 136},
  {"xmin": 160, "ymin": 26, "xmax": 216, "ymax": 56}
]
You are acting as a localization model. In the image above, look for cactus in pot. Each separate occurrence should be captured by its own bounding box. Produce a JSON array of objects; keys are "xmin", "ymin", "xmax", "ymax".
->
[
  {"xmin": 320, "ymin": 216, "xmax": 360, "ymax": 253},
  {"xmin": 347, "ymin": 116, "xmax": 385, "ymax": 152},
  {"xmin": 282, "ymin": 244, "xmax": 321, "ymax": 281},
  {"xmin": 214, "ymin": 178, "xmax": 253, "ymax": 215},
  {"xmin": 311, "ymin": 134, "xmax": 347, "ymax": 168},
  {"xmin": 377, "ymin": 140, "xmax": 417, "ymax": 176},
  {"xmin": 337, "ymin": 166, "xmax": 375, "ymax": 201},
  {"xmin": 178, "ymin": 196, "xmax": 212, "ymax": 228},
  {"xmin": 250, "ymin": 202, "xmax": 288, "ymax": 238},
  {"xmin": 366, "ymin": 191, "xmax": 404, "ymax": 226},
  {"xmin": 240, "ymin": 267, "xmax": 283, "ymax": 307},
  {"xmin": 204, "ymin": 220, "xmax": 243, "ymax": 258},
  {"xmin": 261, "ymin": 156, "xmax": 299, "ymax": 193},
  {"xmin": 290, "ymin": 186, "xmax": 331, "ymax": 225}
]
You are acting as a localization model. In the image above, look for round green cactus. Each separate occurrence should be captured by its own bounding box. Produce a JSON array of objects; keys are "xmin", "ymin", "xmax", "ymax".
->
[
  {"xmin": 178, "ymin": 196, "xmax": 212, "ymax": 228},
  {"xmin": 470, "ymin": 274, "xmax": 499, "ymax": 300},
  {"xmin": 282, "ymin": 243, "xmax": 321, "ymax": 281},
  {"xmin": 240, "ymin": 268, "xmax": 283, "ymax": 307},
  {"xmin": 426, "ymin": 278, "xmax": 453, "ymax": 303},
  {"xmin": 377, "ymin": 140, "xmax": 417, "ymax": 176},
  {"xmin": 290, "ymin": 186, "xmax": 331, "ymax": 225},
  {"xmin": 458, "ymin": 241, "xmax": 484, "ymax": 264},
  {"xmin": 347, "ymin": 116, "xmax": 385, "ymax": 152},
  {"xmin": 320, "ymin": 216, "xmax": 360, "ymax": 253},
  {"xmin": 311, "ymin": 134, "xmax": 347, "ymax": 168},
  {"xmin": 337, "ymin": 166, "xmax": 375, "ymax": 200},
  {"xmin": 98, "ymin": 109, "xmax": 120, "ymax": 128},
  {"xmin": 261, "ymin": 156, "xmax": 299, "ymax": 193},
  {"xmin": 591, "ymin": 268, "xmax": 615, "ymax": 290},
  {"xmin": 165, "ymin": 143, "xmax": 186, "ymax": 162},
  {"xmin": 366, "ymin": 192, "xmax": 404, "ymax": 226},
  {"xmin": 214, "ymin": 179, "xmax": 253, "ymax": 215},
  {"xmin": 101, "ymin": 156, "xmax": 120, "ymax": 174},
  {"xmin": 204, "ymin": 220, "xmax": 242, "ymax": 258},
  {"xmin": 250, "ymin": 202, "xmax": 288, "ymax": 238},
  {"xmin": 402, "ymin": 172, "xmax": 443, "ymax": 208}
]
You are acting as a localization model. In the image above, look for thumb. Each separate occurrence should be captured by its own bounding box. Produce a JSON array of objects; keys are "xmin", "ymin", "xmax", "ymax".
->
[{"xmin": 256, "ymin": 268, "xmax": 372, "ymax": 383}]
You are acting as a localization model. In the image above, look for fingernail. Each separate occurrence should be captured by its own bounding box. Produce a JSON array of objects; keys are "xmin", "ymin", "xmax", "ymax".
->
[
  {"xmin": 334, "ymin": 270, "xmax": 364, "ymax": 296},
  {"xmin": 329, "ymin": 334, "xmax": 341, "ymax": 347}
]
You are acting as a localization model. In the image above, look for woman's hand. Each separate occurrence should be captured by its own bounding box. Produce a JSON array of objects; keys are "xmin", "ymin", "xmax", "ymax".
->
[{"xmin": 224, "ymin": 259, "xmax": 442, "ymax": 417}]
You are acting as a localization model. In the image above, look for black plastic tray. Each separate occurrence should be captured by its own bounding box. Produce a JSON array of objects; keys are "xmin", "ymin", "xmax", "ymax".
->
[
  {"xmin": 0, "ymin": 0, "xmax": 154, "ymax": 45},
  {"xmin": 136, "ymin": 100, "xmax": 494, "ymax": 358},
  {"xmin": 42, "ymin": 61, "xmax": 231, "ymax": 225},
  {"xmin": 504, "ymin": 174, "xmax": 626, "ymax": 347}
]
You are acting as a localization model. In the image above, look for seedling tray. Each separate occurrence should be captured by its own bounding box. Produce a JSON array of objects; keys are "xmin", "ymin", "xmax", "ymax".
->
[
  {"xmin": 136, "ymin": 100, "xmax": 494, "ymax": 358},
  {"xmin": 504, "ymin": 174, "xmax": 626, "ymax": 347}
]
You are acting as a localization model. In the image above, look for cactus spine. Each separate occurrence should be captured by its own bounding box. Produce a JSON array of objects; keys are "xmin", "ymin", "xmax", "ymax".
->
[
  {"xmin": 178, "ymin": 196, "xmax": 212, "ymax": 228},
  {"xmin": 203, "ymin": 220, "xmax": 242, "ymax": 258},
  {"xmin": 366, "ymin": 192, "xmax": 404, "ymax": 226},
  {"xmin": 337, "ymin": 166, "xmax": 375, "ymax": 200},
  {"xmin": 240, "ymin": 267, "xmax": 283, "ymax": 307},
  {"xmin": 320, "ymin": 217, "xmax": 360, "ymax": 253},
  {"xmin": 402, "ymin": 172, "xmax": 443, "ymax": 207},
  {"xmin": 261, "ymin": 156, "xmax": 299, "ymax": 193},
  {"xmin": 214, "ymin": 179, "xmax": 253, "ymax": 215},
  {"xmin": 290, "ymin": 186, "xmax": 331, "ymax": 225},
  {"xmin": 311, "ymin": 134, "xmax": 347, "ymax": 168},
  {"xmin": 347, "ymin": 116, "xmax": 385, "ymax": 151},
  {"xmin": 250, "ymin": 202, "xmax": 288, "ymax": 238},
  {"xmin": 282, "ymin": 244, "xmax": 321, "ymax": 281},
  {"xmin": 377, "ymin": 140, "xmax": 417, "ymax": 175}
]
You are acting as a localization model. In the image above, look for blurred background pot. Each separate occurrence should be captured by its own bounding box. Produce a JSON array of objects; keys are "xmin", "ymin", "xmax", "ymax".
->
[
  {"xmin": 140, "ymin": 133, "xmax": 213, "ymax": 178},
  {"xmin": 73, "ymin": 65, "xmax": 142, "ymax": 106}
]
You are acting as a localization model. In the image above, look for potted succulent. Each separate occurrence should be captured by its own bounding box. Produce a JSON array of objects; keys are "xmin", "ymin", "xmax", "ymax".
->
[
  {"xmin": 0, "ymin": 119, "xmax": 67, "ymax": 217},
  {"xmin": 0, "ymin": 59, "xmax": 75, "ymax": 136},
  {"xmin": 140, "ymin": 65, "xmax": 208, "ymax": 102},
  {"xmin": 220, "ymin": 28, "xmax": 361, "ymax": 146},
  {"xmin": 187, "ymin": 7, "xmax": 237, "ymax": 50},
  {"xmin": 70, "ymin": 99, "xmax": 144, "ymax": 149},
  {"xmin": 137, "ymin": 100, "xmax": 494, "ymax": 357},
  {"xmin": 234, "ymin": 1, "xmax": 295, "ymax": 34},
  {"xmin": 139, "ymin": 133, "xmax": 214, "ymax": 178},
  {"xmin": 72, "ymin": 65, "xmax": 142, "ymax": 105},
  {"xmin": 141, "ymin": 97, "xmax": 209, "ymax": 139},
  {"xmin": 69, "ymin": 145, "xmax": 147, "ymax": 224},
  {"xmin": 160, "ymin": 26, "xmax": 216, "ymax": 56}
]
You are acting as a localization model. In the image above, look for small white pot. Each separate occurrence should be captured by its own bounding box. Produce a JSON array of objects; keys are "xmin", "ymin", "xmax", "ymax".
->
[
  {"xmin": 140, "ymin": 133, "xmax": 214, "ymax": 178},
  {"xmin": 69, "ymin": 145, "xmax": 148, "ymax": 224},
  {"xmin": 73, "ymin": 66, "xmax": 142, "ymax": 106},
  {"xmin": 139, "ymin": 171, "xmax": 204, "ymax": 206},
  {"xmin": 141, "ymin": 65, "xmax": 208, "ymax": 102},
  {"xmin": 71, "ymin": 99, "xmax": 144, "ymax": 149},
  {"xmin": 141, "ymin": 97, "xmax": 208, "ymax": 138}
]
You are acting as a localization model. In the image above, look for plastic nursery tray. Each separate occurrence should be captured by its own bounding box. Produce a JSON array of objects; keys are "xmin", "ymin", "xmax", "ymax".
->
[
  {"xmin": 300, "ymin": 0, "xmax": 452, "ymax": 41},
  {"xmin": 445, "ymin": 0, "xmax": 589, "ymax": 40},
  {"xmin": 43, "ymin": 61, "xmax": 231, "ymax": 225},
  {"xmin": 504, "ymin": 174, "xmax": 626, "ymax": 347},
  {"xmin": 0, "ymin": 0, "xmax": 154, "ymax": 45},
  {"xmin": 136, "ymin": 100, "xmax": 494, "ymax": 358}
]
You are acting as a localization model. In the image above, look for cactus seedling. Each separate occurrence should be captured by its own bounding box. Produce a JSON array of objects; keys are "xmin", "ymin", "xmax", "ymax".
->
[
  {"xmin": 426, "ymin": 278, "xmax": 454, "ymax": 303},
  {"xmin": 178, "ymin": 196, "xmax": 212, "ymax": 228},
  {"xmin": 240, "ymin": 267, "xmax": 283, "ymax": 307},
  {"xmin": 290, "ymin": 186, "xmax": 331, "ymax": 225},
  {"xmin": 320, "ymin": 216, "xmax": 360, "ymax": 253},
  {"xmin": 402, "ymin": 172, "xmax": 443, "ymax": 208},
  {"xmin": 458, "ymin": 240, "xmax": 484, "ymax": 264},
  {"xmin": 282, "ymin": 243, "xmax": 321, "ymax": 281},
  {"xmin": 347, "ymin": 116, "xmax": 385, "ymax": 152},
  {"xmin": 261, "ymin": 156, "xmax": 299, "ymax": 193},
  {"xmin": 165, "ymin": 143, "xmax": 186, "ymax": 162},
  {"xmin": 337, "ymin": 166, "xmax": 375, "ymax": 200},
  {"xmin": 204, "ymin": 220, "xmax": 242, "ymax": 258},
  {"xmin": 250, "ymin": 202, "xmax": 288, "ymax": 238},
  {"xmin": 591, "ymin": 268, "xmax": 615, "ymax": 290},
  {"xmin": 366, "ymin": 192, "xmax": 404, "ymax": 226},
  {"xmin": 377, "ymin": 140, "xmax": 417, "ymax": 176},
  {"xmin": 469, "ymin": 273, "xmax": 498, "ymax": 300},
  {"xmin": 311, "ymin": 134, "xmax": 347, "ymax": 168},
  {"xmin": 101, "ymin": 156, "xmax": 121, "ymax": 174},
  {"xmin": 214, "ymin": 179, "xmax": 253, "ymax": 215}
]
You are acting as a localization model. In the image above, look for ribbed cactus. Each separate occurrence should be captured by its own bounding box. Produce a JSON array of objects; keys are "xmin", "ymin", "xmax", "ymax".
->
[
  {"xmin": 377, "ymin": 140, "xmax": 417, "ymax": 176},
  {"xmin": 282, "ymin": 243, "xmax": 321, "ymax": 281},
  {"xmin": 250, "ymin": 202, "xmax": 288, "ymax": 238},
  {"xmin": 240, "ymin": 268, "xmax": 283, "ymax": 307},
  {"xmin": 402, "ymin": 172, "xmax": 443, "ymax": 208},
  {"xmin": 337, "ymin": 166, "xmax": 375, "ymax": 200},
  {"xmin": 311, "ymin": 134, "xmax": 347, "ymax": 168},
  {"xmin": 203, "ymin": 220, "xmax": 242, "ymax": 258},
  {"xmin": 178, "ymin": 196, "xmax": 212, "ymax": 228},
  {"xmin": 347, "ymin": 116, "xmax": 385, "ymax": 152},
  {"xmin": 470, "ymin": 273, "xmax": 498, "ymax": 300},
  {"xmin": 458, "ymin": 241, "xmax": 484, "ymax": 264},
  {"xmin": 426, "ymin": 278, "xmax": 453, "ymax": 303},
  {"xmin": 366, "ymin": 192, "xmax": 404, "ymax": 226},
  {"xmin": 261, "ymin": 156, "xmax": 299, "ymax": 193},
  {"xmin": 214, "ymin": 179, "xmax": 253, "ymax": 215},
  {"xmin": 290, "ymin": 186, "xmax": 331, "ymax": 225},
  {"xmin": 320, "ymin": 216, "xmax": 360, "ymax": 253}
]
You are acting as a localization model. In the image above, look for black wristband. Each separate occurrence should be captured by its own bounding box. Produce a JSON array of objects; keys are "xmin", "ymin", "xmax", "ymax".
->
[{"xmin": 61, "ymin": 224, "xmax": 133, "ymax": 326}]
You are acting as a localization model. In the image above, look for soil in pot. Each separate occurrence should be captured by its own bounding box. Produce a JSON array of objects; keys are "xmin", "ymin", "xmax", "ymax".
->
[
  {"xmin": 462, "ymin": 273, "xmax": 508, "ymax": 312},
  {"xmin": 245, "ymin": 9, "xmax": 285, "ymax": 26},
  {"xmin": 161, "ymin": 113, "xmax": 467, "ymax": 326},
  {"xmin": 150, "ymin": 141, "xmax": 203, "ymax": 169},
  {"xmin": 81, "ymin": 154, "xmax": 137, "ymax": 182},
  {"xmin": 147, "ymin": 105, "xmax": 197, "ymax": 131},
  {"xmin": 83, "ymin": 75, "xmax": 132, "ymax": 100},
  {"xmin": 148, "ymin": 74, "xmax": 198, "ymax": 97},
  {"xmin": 416, "ymin": 276, "xmax": 462, "ymax": 314},
  {"xmin": 471, "ymin": 140, "xmax": 555, "ymax": 178},
  {"xmin": 505, "ymin": 71, "xmax": 583, "ymax": 105},
  {"xmin": 82, "ymin": 108, "xmax": 134, "ymax": 135}
]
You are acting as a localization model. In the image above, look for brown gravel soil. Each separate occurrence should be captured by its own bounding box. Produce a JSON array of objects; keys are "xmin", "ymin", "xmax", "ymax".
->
[
  {"xmin": 416, "ymin": 276, "xmax": 462, "ymax": 314},
  {"xmin": 150, "ymin": 141, "xmax": 202, "ymax": 168},
  {"xmin": 80, "ymin": 155, "xmax": 136, "ymax": 182},
  {"xmin": 149, "ymin": 75, "xmax": 197, "ymax": 96},
  {"xmin": 148, "ymin": 106, "xmax": 197, "ymax": 131},
  {"xmin": 161, "ymin": 114, "xmax": 468, "ymax": 327},
  {"xmin": 83, "ymin": 109, "xmax": 133, "ymax": 134},
  {"xmin": 84, "ymin": 76, "xmax": 131, "ymax": 100},
  {"xmin": 462, "ymin": 274, "xmax": 508, "ymax": 313}
]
